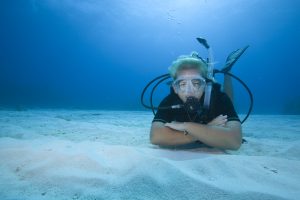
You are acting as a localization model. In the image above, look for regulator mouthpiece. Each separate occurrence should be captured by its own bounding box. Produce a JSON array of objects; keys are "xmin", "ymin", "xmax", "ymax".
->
[{"xmin": 184, "ymin": 97, "xmax": 202, "ymax": 114}]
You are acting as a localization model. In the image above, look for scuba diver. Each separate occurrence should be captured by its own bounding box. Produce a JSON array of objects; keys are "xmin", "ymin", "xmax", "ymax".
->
[{"xmin": 141, "ymin": 38, "xmax": 251, "ymax": 150}]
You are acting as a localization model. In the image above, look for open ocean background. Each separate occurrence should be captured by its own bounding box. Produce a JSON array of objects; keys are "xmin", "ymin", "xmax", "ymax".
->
[{"xmin": 1, "ymin": 0, "xmax": 300, "ymax": 114}]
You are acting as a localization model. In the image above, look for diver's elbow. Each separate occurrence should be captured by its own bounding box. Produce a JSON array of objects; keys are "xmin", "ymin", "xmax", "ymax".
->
[
  {"xmin": 150, "ymin": 134, "xmax": 160, "ymax": 145},
  {"xmin": 228, "ymin": 137, "xmax": 242, "ymax": 150},
  {"xmin": 229, "ymin": 142, "xmax": 242, "ymax": 150},
  {"xmin": 150, "ymin": 131, "xmax": 164, "ymax": 145}
]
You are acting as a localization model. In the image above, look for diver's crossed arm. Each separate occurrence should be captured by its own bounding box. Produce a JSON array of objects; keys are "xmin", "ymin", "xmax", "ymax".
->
[
  {"xmin": 150, "ymin": 122, "xmax": 197, "ymax": 146},
  {"xmin": 183, "ymin": 121, "xmax": 242, "ymax": 150},
  {"xmin": 150, "ymin": 120, "xmax": 242, "ymax": 150}
]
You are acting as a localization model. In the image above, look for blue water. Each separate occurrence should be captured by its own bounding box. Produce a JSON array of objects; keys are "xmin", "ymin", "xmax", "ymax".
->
[{"xmin": 1, "ymin": 0, "xmax": 300, "ymax": 114}]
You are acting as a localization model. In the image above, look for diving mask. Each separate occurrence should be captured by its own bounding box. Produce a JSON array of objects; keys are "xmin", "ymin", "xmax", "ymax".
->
[{"xmin": 173, "ymin": 75, "xmax": 206, "ymax": 94}]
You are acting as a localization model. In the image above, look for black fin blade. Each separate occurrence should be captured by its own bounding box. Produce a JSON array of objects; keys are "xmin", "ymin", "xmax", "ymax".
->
[{"xmin": 222, "ymin": 45, "xmax": 249, "ymax": 72}]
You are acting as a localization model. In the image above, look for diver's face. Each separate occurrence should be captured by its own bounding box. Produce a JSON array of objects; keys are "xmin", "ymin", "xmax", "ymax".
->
[{"xmin": 173, "ymin": 69, "xmax": 206, "ymax": 103}]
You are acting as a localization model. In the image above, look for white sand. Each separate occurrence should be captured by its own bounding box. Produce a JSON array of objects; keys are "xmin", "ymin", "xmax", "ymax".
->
[{"xmin": 0, "ymin": 110, "xmax": 300, "ymax": 200}]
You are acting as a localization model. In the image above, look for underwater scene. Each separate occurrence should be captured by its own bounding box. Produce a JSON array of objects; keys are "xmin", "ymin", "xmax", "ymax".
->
[{"xmin": 0, "ymin": 0, "xmax": 300, "ymax": 199}]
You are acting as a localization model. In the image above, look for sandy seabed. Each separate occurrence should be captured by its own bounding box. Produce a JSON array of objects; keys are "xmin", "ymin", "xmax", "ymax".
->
[{"xmin": 0, "ymin": 110, "xmax": 300, "ymax": 200}]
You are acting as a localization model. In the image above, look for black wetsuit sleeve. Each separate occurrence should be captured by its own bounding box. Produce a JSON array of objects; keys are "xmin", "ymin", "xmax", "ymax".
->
[
  {"xmin": 152, "ymin": 96, "xmax": 174, "ymax": 123},
  {"xmin": 217, "ymin": 93, "xmax": 240, "ymax": 122}
]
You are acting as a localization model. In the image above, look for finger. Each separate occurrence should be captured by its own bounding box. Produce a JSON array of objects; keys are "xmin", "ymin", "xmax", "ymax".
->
[
  {"xmin": 219, "ymin": 115, "xmax": 227, "ymax": 120},
  {"xmin": 165, "ymin": 124, "xmax": 172, "ymax": 128},
  {"xmin": 220, "ymin": 119, "xmax": 227, "ymax": 124},
  {"xmin": 165, "ymin": 123, "xmax": 177, "ymax": 128},
  {"xmin": 216, "ymin": 118, "xmax": 227, "ymax": 125},
  {"xmin": 215, "ymin": 115, "xmax": 225, "ymax": 121}
]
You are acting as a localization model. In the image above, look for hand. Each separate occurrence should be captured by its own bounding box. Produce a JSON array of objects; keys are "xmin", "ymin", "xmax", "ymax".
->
[
  {"xmin": 165, "ymin": 122, "xmax": 186, "ymax": 132},
  {"xmin": 207, "ymin": 115, "xmax": 227, "ymax": 126}
]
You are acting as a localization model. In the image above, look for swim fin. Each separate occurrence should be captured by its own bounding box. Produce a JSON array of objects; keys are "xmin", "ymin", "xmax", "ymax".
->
[
  {"xmin": 196, "ymin": 37, "xmax": 210, "ymax": 49},
  {"xmin": 221, "ymin": 45, "xmax": 249, "ymax": 73}
]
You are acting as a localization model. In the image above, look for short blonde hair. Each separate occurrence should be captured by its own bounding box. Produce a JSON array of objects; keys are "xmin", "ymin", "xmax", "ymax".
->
[{"xmin": 168, "ymin": 52, "xmax": 208, "ymax": 79}]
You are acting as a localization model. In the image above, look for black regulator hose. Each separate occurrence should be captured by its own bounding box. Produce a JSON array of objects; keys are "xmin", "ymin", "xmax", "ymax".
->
[
  {"xmin": 214, "ymin": 69, "xmax": 253, "ymax": 124},
  {"xmin": 140, "ymin": 73, "xmax": 170, "ymax": 111},
  {"xmin": 149, "ymin": 75, "xmax": 172, "ymax": 115}
]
